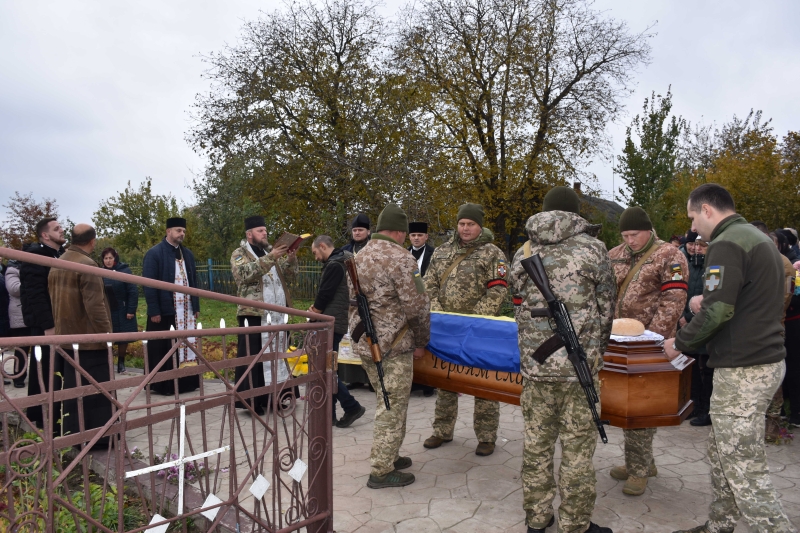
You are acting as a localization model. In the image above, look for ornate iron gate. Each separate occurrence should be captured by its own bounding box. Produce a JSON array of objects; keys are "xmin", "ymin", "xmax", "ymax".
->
[{"xmin": 0, "ymin": 247, "xmax": 335, "ymax": 533}]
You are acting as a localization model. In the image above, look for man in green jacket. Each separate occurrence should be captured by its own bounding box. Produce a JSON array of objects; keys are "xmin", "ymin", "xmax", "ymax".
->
[{"xmin": 665, "ymin": 183, "xmax": 794, "ymax": 533}]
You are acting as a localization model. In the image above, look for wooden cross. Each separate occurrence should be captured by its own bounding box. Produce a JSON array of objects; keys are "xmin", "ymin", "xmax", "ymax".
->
[{"xmin": 125, "ymin": 404, "xmax": 229, "ymax": 516}]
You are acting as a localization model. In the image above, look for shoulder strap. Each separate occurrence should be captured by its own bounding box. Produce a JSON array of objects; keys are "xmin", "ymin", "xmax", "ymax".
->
[
  {"xmin": 615, "ymin": 244, "xmax": 660, "ymax": 317},
  {"xmin": 440, "ymin": 245, "xmax": 482, "ymax": 294},
  {"xmin": 523, "ymin": 240, "xmax": 532, "ymax": 259}
]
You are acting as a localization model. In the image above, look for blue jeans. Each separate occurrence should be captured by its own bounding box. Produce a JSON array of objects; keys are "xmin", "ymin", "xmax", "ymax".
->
[{"xmin": 333, "ymin": 333, "xmax": 360, "ymax": 416}]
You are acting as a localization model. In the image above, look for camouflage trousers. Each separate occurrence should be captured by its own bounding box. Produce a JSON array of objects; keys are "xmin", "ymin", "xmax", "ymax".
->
[
  {"xmin": 766, "ymin": 386, "xmax": 784, "ymax": 418},
  {"xmin": 521, "ymin": 378, "xmax": 598, "ymax": 533},
  {"xmin": 704, "ymin": 361, "xmax": 795, "ymax": 533},
  {"xmin": 623, "ymin": 427, "xmax": 656, "ymax": 478},
  {"xmin": 360, "ymin": 350, "xmax": 413, "ymax": 477},
  {"xmin": 432, "ymin": 389, "xmax": 499, "ymax": 443}
]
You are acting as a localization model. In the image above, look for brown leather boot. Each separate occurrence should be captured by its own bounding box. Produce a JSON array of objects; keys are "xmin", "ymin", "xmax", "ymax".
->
[
  {"xmin": 622, "ymin": 475, "xmax": 648, "ymax": 496},
  {"xmin": 423, "ymin": 435, "xmax": 452, "ymax": 449},
  {"xmin": 475, "ymin": 442, "xmax": 495, "ymax": 456},
  {"xmin": 610, "ymin": 462, "xmax": 658, "ymax": 480}
]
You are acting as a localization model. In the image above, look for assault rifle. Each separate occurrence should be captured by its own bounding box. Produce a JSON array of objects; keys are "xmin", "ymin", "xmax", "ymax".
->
[
  {"xmin": 520, "ymin": 254, "xmax": 609, "ymax": 443},
  {"xmin": 344, "ymin": 257, "xmax": 391, "ymax": 410}
]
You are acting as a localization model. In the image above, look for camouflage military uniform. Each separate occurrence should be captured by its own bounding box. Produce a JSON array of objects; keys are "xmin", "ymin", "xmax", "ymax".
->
[
  {"xmin": 608, "ymin": 235, "xmax": 688, "ymax": 479},
  {"xmin": 349, "ymin": 234, "xmax": 431, "ymax": 477},
  {"xmin": 425, "ymin": 228, "xmax": 508, "ymax": 443},
  {"xmin": 511, "ymin": 211, "xmax": 616, "ymax": 532},
  {"xmin": 230, "ymin": 240, "xmax": 297, "ymax": 316}
]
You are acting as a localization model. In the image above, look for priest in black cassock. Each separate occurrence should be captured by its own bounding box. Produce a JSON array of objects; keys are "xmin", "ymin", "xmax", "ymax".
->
[
  {"xmin": 408, "ymin": 222, "xmax": 435, "ymax": 277},
  {"xmin": 142, "ymin": 217, "xmax": 200, "ymax": 395},
  {"xmin": 408, "ymin": 221, "xmax": 436, "ymax": 396}
]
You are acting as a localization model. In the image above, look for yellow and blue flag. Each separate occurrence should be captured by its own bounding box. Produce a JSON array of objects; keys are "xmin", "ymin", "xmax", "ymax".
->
[{"xmin": 427, "ymin": 311, "xmax": 520, "ymax": 373}]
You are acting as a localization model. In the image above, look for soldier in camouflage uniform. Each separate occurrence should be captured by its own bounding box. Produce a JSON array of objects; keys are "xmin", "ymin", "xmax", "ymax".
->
[
  {"xmin": 348, "ymin": 204, "xmax": 431, "ymax": 489},
  {"xmin": 666, "ymin": 185, "xmax": 795, "ymax": 533},
  {"xmin": 423, "ymin": 203, "xmax": 508, "ymax": 456},
  {"xmin": 608, "ymin": 207, "xmax": 688, "ymax": 496},
  {"xmin": 510, "ymin": 187, "xmax": 616, "ymax": 533}
]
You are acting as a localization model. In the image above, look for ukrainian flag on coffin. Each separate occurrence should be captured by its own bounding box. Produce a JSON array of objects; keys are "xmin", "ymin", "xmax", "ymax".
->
[{"xmin": 426, "ymin": 311, "xmax": 521, "ymax": 373}]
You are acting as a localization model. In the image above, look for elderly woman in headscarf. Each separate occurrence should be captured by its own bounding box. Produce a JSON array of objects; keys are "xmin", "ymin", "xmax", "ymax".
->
[{"xmin": 101, "ymin": 247, "xmax": 139, "ymax": 373}]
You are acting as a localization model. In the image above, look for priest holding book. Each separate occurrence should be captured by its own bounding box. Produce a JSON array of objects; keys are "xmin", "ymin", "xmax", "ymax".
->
[{"xmin": 230, "ymin": 216, "xmax": 298, "ymax": 415}]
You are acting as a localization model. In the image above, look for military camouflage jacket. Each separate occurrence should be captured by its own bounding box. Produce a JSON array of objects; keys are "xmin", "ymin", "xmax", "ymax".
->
[
  {"xmin": 608, "ymin": 235, "xmax": 688, "ymax": 338},
  {"xmin": 424, "ymin": 228, "xmax": 508, "ymax": 316},
  {"xmin": 510, "ymin": 211, "xmax": 616, "ymax": 381},
  {"xmin": 348, "ymin": 234, "xmax": 431, "ymax": 357},
  {"xmin": 230, "ymin": 240, "xmax": 298, "ymax": 316}
]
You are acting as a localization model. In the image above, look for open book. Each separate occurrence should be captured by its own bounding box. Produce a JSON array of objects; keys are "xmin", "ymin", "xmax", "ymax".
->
[{"xmin": 273, "ymin": 232, "xmax": 312, "ymax": 254}]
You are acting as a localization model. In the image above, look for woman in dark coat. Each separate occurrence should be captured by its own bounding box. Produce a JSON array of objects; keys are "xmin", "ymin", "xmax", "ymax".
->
[{"xmin": 101, "ymin": 248, "xmax": 139, "ymax": 373}]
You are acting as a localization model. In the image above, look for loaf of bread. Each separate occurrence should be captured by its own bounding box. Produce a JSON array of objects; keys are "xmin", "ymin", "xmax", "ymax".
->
[{"xmin": 611, "ymin": 318, "xmax": 645, "ymax": 336}]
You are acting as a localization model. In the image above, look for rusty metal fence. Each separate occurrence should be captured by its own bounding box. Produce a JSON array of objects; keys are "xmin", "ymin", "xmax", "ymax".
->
[{"xmin": 0, "ymin": 247, "xmax": 335, "ymax": 533}]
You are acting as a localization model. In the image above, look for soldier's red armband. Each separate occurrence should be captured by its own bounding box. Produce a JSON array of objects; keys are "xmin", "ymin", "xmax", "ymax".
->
[
  {"xmin": 487, "ymin": 279, "xmax": 508, "ymax": 289},
  {"xmin": 661, "ymin": 280, "xmax": 688, "ymax": 292},
  {"xmin": 512, "ymin": 296, "xmax": 523, "ymax": 306}
]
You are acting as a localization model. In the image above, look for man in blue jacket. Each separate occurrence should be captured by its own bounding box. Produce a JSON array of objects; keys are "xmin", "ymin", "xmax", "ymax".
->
[{"xmin": 142, "ymin": 217, "xmax": 200, "ymax": 395}]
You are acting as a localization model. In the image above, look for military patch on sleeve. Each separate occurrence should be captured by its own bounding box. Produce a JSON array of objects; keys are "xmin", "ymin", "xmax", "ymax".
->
[
  {"xmin": 497, "ymin": 260, "xmax": 507, "ymax": 278},
  {"xmin": 234, "ymin": 255, "xmax": 245, "ymax": 265},
  {"xmin": 705, "ymin": 266, "xmax": 723, "ymax": 292},
  {"xmin": 670, "ymin": 263, "xmax": 683, "ymax": 281},
  {"xmin": 413, "ymin": 269, "xmax": 426, "ymax": 294}
]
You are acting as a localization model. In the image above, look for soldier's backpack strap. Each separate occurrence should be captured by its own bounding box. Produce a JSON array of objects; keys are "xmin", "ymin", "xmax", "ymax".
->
[
  {"xmin": 439, "ymin": 246, "xmax": 481, "ymax": 295},
  {"xmin": 615, "ymin": 244, "xmax": 660, "ymax": 317}
]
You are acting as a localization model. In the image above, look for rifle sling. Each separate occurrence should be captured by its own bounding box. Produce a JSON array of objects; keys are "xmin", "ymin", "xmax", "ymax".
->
[
  {"xmin": 350, "ymin": 322, "xmax": 409, "ymax": 351},
  {"xmin": 615, "ymin": 243, "xmax": 660, "ymax": 317},
  {"xmin": 532, "ymin": 334, "xmax": 565, "ymax": 365},
  {"xmin": 440, "ymin": 246, "xmax": 481, "ymax": 295}
]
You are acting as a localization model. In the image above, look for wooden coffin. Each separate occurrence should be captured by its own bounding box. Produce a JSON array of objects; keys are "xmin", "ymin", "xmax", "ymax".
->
[
  {"xmin": 413, "ymin": 350, "xmax": 523, "ymax": 405},
  {"xmin": 599, "ymin": 337, "xmax": 694, "ymax": 429}
]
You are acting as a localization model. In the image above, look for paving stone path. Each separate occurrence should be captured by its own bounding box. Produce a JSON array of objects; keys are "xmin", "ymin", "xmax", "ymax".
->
[{"xmin": 333, "ymin": 387, "xmax": 799, "ymax": 533}]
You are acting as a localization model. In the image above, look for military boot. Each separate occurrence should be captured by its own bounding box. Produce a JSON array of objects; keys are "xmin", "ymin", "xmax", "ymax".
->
[
  {"xmin": 475, "ymin": 442, "xmax": 495, "ymax": 456},
  {"xmin": 367, "ymin": 470, "xmax": 415, "ymax": 489},
  {"xmin": 423, "ymin": 435, "xmax": 452, "ymax": 449},
  {"xmin": 609, "ymin": 461, "xmax": 657, "ymax": 480},
  {"xmin": 622, "ymin": 475, "xmax": 648, "ymax": 496}
]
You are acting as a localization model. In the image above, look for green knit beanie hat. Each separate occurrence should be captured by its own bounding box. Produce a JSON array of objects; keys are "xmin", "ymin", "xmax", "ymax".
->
[
  {"xmin": 376, "ymin": 203, "xmax": 409, "ymax": 233},
  {"xmin": 457, "ymin": 203, "xmax": 484, "ymax": 226},
  {"xmin": 542, "ymin": 186, "xmax": 581, "ymax": 214},
  {"xmin": 619, "ymin": 206, "xmax": 653, "ymax": 232}
]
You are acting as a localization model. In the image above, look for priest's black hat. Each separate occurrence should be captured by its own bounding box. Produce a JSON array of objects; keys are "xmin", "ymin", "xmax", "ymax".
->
[
  {"xmin": 166, "ymin": 217, "xmax": 186, "ymax": 229},
  {"xmin": 351, "ymin": 213, "xmax": 370, "ymax": 230},
  {"xmin": 245, "ymin": 215, "xmax": 266, "ymax": 230},
  {"xmin": 408, "ymin": 222, "xmax": 428, "ymax": 234}
]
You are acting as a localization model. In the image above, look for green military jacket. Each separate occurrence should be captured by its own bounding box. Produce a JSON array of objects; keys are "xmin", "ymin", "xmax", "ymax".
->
[
  {"xmin": 510, "ymin": 211, "xmax": 616, "ymax": 381},
  {"xmin": 424, "ymin": 228, "xmax": 508, "ymax": 316},
  {"xmin": 230, "ymin": 240, "xmax": 298, "ymax": 316},
  {"xmin": 675, "ymin": 215, "xmax": 786, "ymax": 368}
]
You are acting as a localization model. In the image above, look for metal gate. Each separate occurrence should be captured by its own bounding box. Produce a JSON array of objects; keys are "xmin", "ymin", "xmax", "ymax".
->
[{"xmin": 0, "ymin": 247, "xmax": 335, "ymax": 533}]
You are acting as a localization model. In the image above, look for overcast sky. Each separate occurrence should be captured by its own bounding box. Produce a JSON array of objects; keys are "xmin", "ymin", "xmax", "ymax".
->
[{"xmin": 1, "ymin": 1, "xmax": 798, "ymax": 227}]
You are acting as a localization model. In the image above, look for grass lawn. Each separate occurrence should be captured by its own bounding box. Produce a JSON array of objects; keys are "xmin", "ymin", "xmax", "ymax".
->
[{"xmin": 123, "ymin": 297, "xmax": 315, "ymax": 370}]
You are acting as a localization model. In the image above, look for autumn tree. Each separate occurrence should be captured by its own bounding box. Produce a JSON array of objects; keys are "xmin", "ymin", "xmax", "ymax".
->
[
  {"xmin": 615, "ymin": 88, "xmax": 685, "ymax": 235},
  {"xmin": 395, "ymin": 0, "xmax": 651, "ymax": 254},
  {"xmin": 189, "ymin": 0, "xmax": 454, "ymax": 244},
  {"xmin": 0, "ymin": 192, "xmax": 60, "ymax": 249},
  {"xmin": 93, "ymin": 178, "xmax": 181, "ymax": 257}
]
